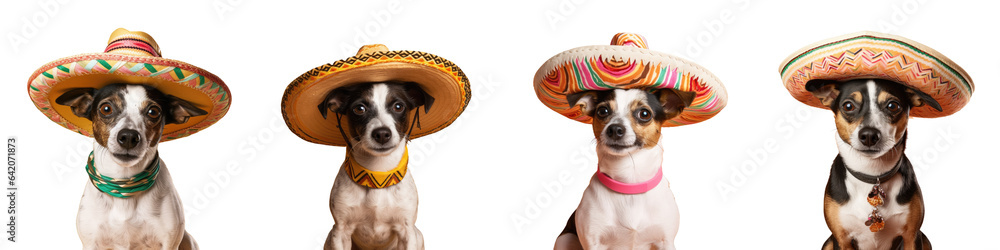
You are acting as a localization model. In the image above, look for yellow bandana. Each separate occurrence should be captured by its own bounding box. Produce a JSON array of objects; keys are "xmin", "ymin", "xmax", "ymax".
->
[{"xmin": 346, "ymin": 147, "xmax": 408, "ymax": 188}]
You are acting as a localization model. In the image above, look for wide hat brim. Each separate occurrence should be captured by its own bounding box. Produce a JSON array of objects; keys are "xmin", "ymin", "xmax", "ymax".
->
[
  {"xmin": 28, "ymin": 53, "xmax": 231, "ymax": 142},
  {"xmin": 779, "ymin": 31, "xmax": 974, "ymax": 118},
  {"xmin": 281, "ymin": 48, "xmax": 471, "ymax": 147},
  {"xmin": 534, "ymin": 44, "xmax": 728, "ymax": 127}
]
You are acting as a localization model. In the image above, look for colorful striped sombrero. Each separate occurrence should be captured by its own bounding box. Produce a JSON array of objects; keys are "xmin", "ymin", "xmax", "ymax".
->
[
  {"xmin": 282, "ymin": 44, "xmax": 471, "ymax": 147},
  {"xmin": 534, "ymin": 33, "xmax": 727, "ymax": 126},
  {"xmin": 779, "ymin": 31, "xmax": 974, "ymax": 118},
  {"xmin": 27, "ymin": 28, "xmax": 231, "ymax": 141}
]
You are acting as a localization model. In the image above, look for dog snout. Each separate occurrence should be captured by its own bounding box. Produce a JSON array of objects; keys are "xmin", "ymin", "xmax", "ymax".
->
[
  {"xmin": 372, "ymin": 127, "xmax": 392, "ymax": 144},
  {"xmin": 606, "ymin": 124, "xmax": 626, "ymax": 140},
  {"xmin": 859, "ymin": 127, "xmax": 880, "ymax": 147},
  {"xmin": 117, "ymin": 129, "xmax": 141, "ymax": 149}
]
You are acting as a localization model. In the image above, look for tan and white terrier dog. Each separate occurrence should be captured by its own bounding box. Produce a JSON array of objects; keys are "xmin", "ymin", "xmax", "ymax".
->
[
  {"xmin": 57, "ymin": 83, "xmax": 205, "ymax": 250},
  {"xmin": 554, "ymin": 88, "xmax": 695, "ymax": 250}
]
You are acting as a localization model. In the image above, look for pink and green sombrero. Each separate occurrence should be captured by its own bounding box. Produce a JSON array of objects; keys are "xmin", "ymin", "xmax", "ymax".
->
[
  {"xmin": 282, "ymin": 44, "xmax": 471, "ymax": 147},
  {"xmin": 779, "ymin": 31, "xmax": 974, "ymax": 118},
  {"xmin": 534, "ymin": 33, "xmax": 728, "ymax": 126},
  {"xmin": 27, "ymin": 28, "xmax": 231, "ymax": 141}
]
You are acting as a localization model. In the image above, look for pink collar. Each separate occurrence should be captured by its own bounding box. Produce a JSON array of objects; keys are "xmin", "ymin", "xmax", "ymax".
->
[{"xmin": 596, "ymin": 167, "xmax": 663, "ymax": 194}]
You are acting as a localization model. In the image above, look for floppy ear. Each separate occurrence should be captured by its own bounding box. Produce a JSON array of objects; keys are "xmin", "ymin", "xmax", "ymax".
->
[
  {"xmin": 655, "ymin": 88, "xmax": 696, "ymax": 120},
  {"xmin": 905, "ymin": 88, "xmax": 942, "ymax": 112},
  {"xmin": 404, "ymin": 83, "xmax": 435, "ymax": 113},
  {"xmin": 805, "ymin": 79, "xmax": 841, "ymax": 107},
  {"xmin": 318, "ymin": 89, "xmax": 350, "ymax": 119},
  {"xmin": 55, "ymin": 88, "xmax": 97, "ymax": 120},
  {"xmin": 566, "ymin": 91, "xmax": 599, "ymax": 115},
  {"xmin": 165, "ymin": 95, "xmax": 208, "ymax": 124}
]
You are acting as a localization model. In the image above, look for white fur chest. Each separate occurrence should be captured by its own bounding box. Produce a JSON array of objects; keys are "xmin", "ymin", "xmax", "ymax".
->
[
  {"xmin": 76, "ymin": 160, "xmax": 186, "ymax": 250},
  {"xmin": 329, "ymin": 163, "xmax": 419, "ymax": 247},
  {"xmin": 838, "ymin": 175, "xmax": 909, "ymax": 250},
  {"xmin": 575, "ymin": 174, "xmax": 680, "ymax": 249}
]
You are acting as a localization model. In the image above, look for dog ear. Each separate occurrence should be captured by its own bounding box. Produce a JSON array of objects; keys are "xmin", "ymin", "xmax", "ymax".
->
[
  {"xmin": 318, "ymin": 89, "xmax": 350, "ymax": 119},
  {"xmin": 905, "ymin": 88, "xmax": 942, "ymax": 112},
  {"xmin": 164, "ymin": 95, "xmax": 208, "ymax": 124},
  {"xmin": 805, "ymin": 79, "xmax": 841, "ymax": 107},
  {"xmin": 404, "ymin": 83, "xmax": 435, "ymax": 113},
  {"xmin": 55, "ymin": 88, "xmax": 97, "ymax": 120},
  {"xmin": 655, "ymin": 88, "xmax": 696, "ymax": 120},
  {"xmin": 567, "ymin": 91, "xmax": 599, "ymax": 115}
]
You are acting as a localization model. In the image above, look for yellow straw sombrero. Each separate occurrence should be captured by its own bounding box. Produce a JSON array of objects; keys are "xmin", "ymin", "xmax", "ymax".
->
[
  {"xmin": 27, "ymin": 28, "xmax": 231, "ymax": 141},
  {"xmin": 779, "ymin": 31, "xmax": 974, "ymax": 118},
  {"xmin": 281, "ymin": 44, "xmax": 471, "ymax": 147}
]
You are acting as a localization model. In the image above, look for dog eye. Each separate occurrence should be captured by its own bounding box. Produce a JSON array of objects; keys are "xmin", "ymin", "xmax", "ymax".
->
[
  {"xmin": 146, "ymin": 106, "xmax": 161, "ymax": 119},
  {"xmin": 352, "ymin": 105, "xmax": 366, "ymax": 115},
  {"xmin": 842, "ymin": 101, "xmax": 856, "ymax": 112},
  {"xmin": 99, "ymin": 103, "xmax": 113, "ymax": 116},
  {"xmin": 886, "ymin": 101, "xmax": 900, "ymax": 113},
  {"xmin": 636, "ymin": 108, "xmax": 652, "ymax": 122},
  {"xmin": 596, "ymin": 106, "xmax": 610, "ymax": 118},
  {"xmin": 392, "ymin": 102, "xmax": 405, "ymax": 113}
]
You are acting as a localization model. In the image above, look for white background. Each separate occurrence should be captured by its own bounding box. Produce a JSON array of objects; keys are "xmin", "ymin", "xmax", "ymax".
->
[{"xmin": 1, "ymin": 0, "xmax": 998, "ymax": 249}]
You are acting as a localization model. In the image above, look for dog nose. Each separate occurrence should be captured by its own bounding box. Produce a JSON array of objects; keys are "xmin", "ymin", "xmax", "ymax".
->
[
  {"xmin": 117, "ymin": 129, "xmax": 141, "ymax": 149},
  {"xmin": 372, "ymin": 127, "xmax": 392, "ymax": 144},
  {"xmin": 859, "ymin": 127, "xmax": 880, "ymax": 146},
  {"xmin": 606, "ymin": 124, "xmax": 626, "ymax": 139}
]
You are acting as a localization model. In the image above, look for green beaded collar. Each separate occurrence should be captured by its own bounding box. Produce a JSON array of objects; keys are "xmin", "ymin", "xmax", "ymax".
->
[{"xmin": 85, "ymin": 151, "xmax": 160, "ymax": 198}]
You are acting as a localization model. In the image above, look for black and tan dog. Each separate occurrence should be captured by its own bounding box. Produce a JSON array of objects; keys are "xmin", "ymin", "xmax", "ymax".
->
[{"xmin": 807, "ymin": 78, "xmax": 940, "ymax": 250}]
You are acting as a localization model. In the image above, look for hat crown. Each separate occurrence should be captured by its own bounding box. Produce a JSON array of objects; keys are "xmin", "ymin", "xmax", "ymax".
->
[
  {"xmin": 356, "ymin": 44, "xmax": 389, "ymax": 56},
  {"xmin": 611, "ymin": 33, "xmax": 648, "ymax": 49},
  {"xmin": 104, "ymin": 28, "xmax": 161, "ymax": 57}
]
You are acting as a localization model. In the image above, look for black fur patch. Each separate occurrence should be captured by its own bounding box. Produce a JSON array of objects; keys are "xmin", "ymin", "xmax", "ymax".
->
[
  {"xmin": 894, "ymin": 154, "xmax": 919, "ymax": 204},
  {"xmin": 825, "ymin": 153, "xmax": 921, "ymax": 205},
  {"xmin": 826, "ymin": 156, "xmax": 851, "ymax": 204},
  {"xmin": 319, "ymin": 82, "xmax": 430, "ymax": 143},
  {"xmin": 560, "ymin": 210, "xmax": 577, "ymax": 236}
]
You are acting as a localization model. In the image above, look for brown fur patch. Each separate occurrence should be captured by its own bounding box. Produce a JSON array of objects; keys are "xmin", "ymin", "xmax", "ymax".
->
[
  {"xmin": 877, "ymin": 91, "xmax": 891, "ymax": 103},
  {"xmin": 629, "ymin": 99, "xmax": 661, "ymax": 149},
  {"xmin": 143, "ymin": 100, "xmax": 164, "ymax": 147},
  {"xmin": 92, "ymin": 119, "xmax": 110, "ymax": 147},
  {"xmin": 905, "ymin": 88, "xmax": 926, "ymax": 108},
  {"xmin": 878, "ymin": 91, "xmax": 909, "ymax": 142},
  {"xmin": 92, "ymin": 95, "xmax": 124, "ymax": 147},
  {"xmin": 834, "ymin": 90, "xmax": 865, "ymax": 144},
  {"xmin": 901, "ymin": 191, "xmax": 925, "ymax": 249},
  {"xmin": 69, "ymin": 98, "xmax": 93, "ymax": 118},
  {"xmin": 824, "ymin": 195, "xmax": 854, "ymax": 250},
  {"xmin": 591, "ymin": 103, "xmax": 612, "ymax": 141},
  {"xmin": 850, "ymin": 91, "xmax": 863, "ymax": 103},
  {"xmin": 656, "ymin": 89, "xmax": 689, "ymax": 121},
  {"xmin": 813, "ymin": 84, "xmax": 841, "ymax": 107},
  {"xmin": 893, "ymin": 118, "xmax": 908, "ymax": 143},
  {"xmin": 834, "ymin": 112, "xmax": 859, "ymax": 144}
]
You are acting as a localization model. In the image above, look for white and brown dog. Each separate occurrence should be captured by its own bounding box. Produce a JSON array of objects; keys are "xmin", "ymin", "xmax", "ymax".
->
[
  {"xmin": 57, "ymin": 84, "xmax": 205, "ymax": 250},
  {"xmin": 808, "ymin": 79, "xmax": 939, "ymax": 250},
  {"xmin": 318, "ymin": 82, "xmax": 433, "ymax": 250},
  {"xmin": 554, "ymin": 88, "xmax": 695, "ymax": 250}
]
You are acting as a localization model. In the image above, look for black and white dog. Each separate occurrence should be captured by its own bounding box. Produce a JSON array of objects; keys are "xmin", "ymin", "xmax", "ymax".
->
[
  {"xmin": 807, "ymin": 79, "xmax": 939, "ymax": 250},
  {"xmin": 56, "ymin": 83, "xmax": 205, "ymax": 249},
  {"xmin": 318, "ymin": 82, "xmax": 432, "ymax": 250},
  {"xmin": 554, "ymin": 88, "xmax": 695, "ymax": 250}
]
